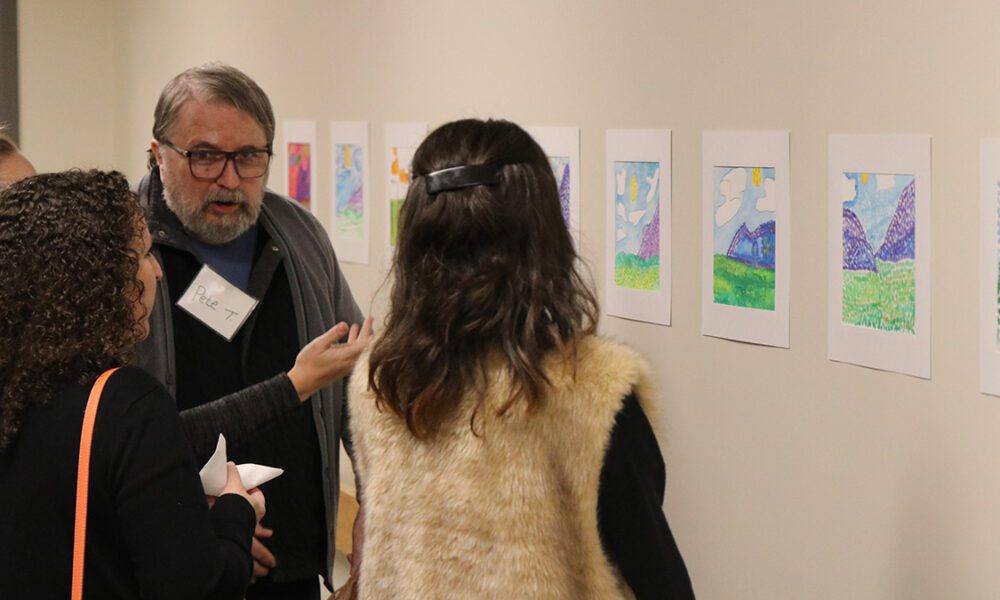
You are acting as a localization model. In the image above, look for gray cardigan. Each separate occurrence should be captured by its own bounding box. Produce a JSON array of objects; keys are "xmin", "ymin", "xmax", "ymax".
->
[{"xmin": 133, "ymin": 171, "xmax": 363, "ymax": 585}]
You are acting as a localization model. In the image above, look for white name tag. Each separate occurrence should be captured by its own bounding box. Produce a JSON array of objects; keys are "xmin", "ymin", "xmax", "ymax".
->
[{"xmin": 176, "ymin": 266, "xmax": 259, "ymax": 341}]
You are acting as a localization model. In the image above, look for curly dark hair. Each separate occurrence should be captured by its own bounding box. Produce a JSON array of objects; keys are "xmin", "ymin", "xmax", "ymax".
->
[
  {"xmin": 0, "ymin": 170, "xmax": 145, "ymax": 450},
  {"xmin": 368, "ymin": 119, "xmax": 599, "ymax": 437}
]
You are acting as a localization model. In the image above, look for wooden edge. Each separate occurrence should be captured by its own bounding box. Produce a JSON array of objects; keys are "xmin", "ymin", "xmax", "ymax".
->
[{"xmin": 335, "ymin": 488, "xmax": 359, "ymax": 555}]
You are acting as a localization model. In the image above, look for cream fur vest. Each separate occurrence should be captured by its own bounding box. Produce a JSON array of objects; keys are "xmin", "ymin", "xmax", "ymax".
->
[{"xmin": 349, "ymin": 335, "xmax": 657, "ymax": 600}]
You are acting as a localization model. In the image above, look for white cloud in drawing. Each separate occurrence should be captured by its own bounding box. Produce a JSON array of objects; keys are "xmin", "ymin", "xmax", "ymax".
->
[
  {"xmin": 715, "ymin": 167, "xmax": 746, "ymax": 226},
  {"xmin": 645, "ymin": 167, "xmax": 660, "ymax": 206},
  {"xmin": 841, "ymin": 173, "xmax": 857, "ymax": 203},
  {"xmin": 876, "ymin": 174, "xmax": 896, "ymax": 190},
  {"xmin": 756, "ymin": 177, "xmax": 776, "ymax": 212},
  {"xmin": 616, "ymin": 167, "xmax": 627, "ymax": 197}
]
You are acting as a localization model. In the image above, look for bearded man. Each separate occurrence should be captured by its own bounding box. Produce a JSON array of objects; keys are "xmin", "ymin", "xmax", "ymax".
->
[{"xmin": 135, "ymin": 63, "xmax": 369, "ymax": 600}]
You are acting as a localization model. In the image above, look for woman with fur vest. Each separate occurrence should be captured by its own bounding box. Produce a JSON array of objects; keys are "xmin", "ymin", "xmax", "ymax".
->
[{"xmin": 348, "ymin": 118, "xmax": 695, "ymax": 599}]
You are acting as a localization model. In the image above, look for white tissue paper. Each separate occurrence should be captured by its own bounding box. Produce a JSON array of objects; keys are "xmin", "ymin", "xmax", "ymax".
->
[{"xmin": 199, "ymin": 434, "xmax": 284, "ymax": 496}]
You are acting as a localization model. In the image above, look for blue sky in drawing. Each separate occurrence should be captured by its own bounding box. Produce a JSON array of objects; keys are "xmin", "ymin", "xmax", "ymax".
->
[
  {"xmin": 712, "ymin": 166, "xmax": 775, "ymax": 255},
  {"xmin": 842, "ymin": 172, "xmax": 913, "ymax": 250}
]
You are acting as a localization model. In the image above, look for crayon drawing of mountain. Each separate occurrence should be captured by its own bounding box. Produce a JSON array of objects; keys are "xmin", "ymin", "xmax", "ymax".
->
[
  {"xmin": 614, "ymin": 161, "xmax": 660, "ymax": 290},
  {"xmin": 388, "ymin": 146, "xmax": 415, "ymax": 247},
  {"xmin": 287, "ymin": 143, "xmax": 311, "ymax": 210},
  {"xmin": 335, "ymin": 144, "xmax": 363, "ymax": 239},
  {"xmin": 841, "ymin": 172, "xmax": 915, "ymax": 333},
  {"xmin": 712, "ymin": 166, "xmax": 776, "ymax": 310},
  {"xmin": 549, "ymin": 156, "xmax": 571, "ymax": 228}
]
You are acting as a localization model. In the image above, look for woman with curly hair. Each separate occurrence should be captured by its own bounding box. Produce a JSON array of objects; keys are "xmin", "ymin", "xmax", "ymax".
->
[
  {"xmin": 0, "ymin": 170, "xmax": 264, "ymax": 599},
  {"xmin": 348, "ymin": 119, "xmax": 695, "ymax": 599}
]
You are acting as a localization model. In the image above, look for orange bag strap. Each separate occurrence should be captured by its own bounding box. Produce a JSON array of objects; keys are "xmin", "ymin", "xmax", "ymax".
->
[{"xmin": 71, "ymin": 367, "xmax": 119, "ymax": 600}]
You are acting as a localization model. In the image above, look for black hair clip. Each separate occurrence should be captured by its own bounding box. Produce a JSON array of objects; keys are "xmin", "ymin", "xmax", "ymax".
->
[{"xmin": 423, "ymin": 163, "xmax": 503, "ymax": 195}]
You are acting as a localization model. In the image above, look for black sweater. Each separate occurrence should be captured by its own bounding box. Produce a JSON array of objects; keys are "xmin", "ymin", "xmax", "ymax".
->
[
  {"xmin": 598, "ymin": 393, "xmax": 696, "ymax": 599},
  {"xmin": 0, "ymin": 367, "xmax": 255, "ymax": 599}
]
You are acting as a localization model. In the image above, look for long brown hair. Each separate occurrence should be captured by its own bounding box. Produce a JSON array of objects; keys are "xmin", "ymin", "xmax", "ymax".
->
[
  {"xmin": 0, "ymin": 170, "xmax": 144, "ymax": 450},
  {"xmin": 368, "ymin": 119, "xmax": 599, "ymax": 437}
]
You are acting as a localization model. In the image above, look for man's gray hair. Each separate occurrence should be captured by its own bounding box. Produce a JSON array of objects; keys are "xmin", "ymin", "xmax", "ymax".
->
[{"xmin": 148, "ymin": 62, "xmax": 275, "ymax": 169}]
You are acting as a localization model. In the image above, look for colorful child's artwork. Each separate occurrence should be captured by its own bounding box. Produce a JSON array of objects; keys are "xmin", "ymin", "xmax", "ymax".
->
[
  {"xmin": 388, "ymin": 145, "xmax": 414, "ymax": 247},
  {"xmin": 329, "ymin": 121, "xmax": 370, "ymax": 264},
  {"xmin": 528, "ymin": 127, "xmax": 580, "ymax": 245},
  {"xmin": 282, "ymin": 120, "xmax": 316, "ymax": 213},
  {"xmin": 383, "ymin": 122, "xmax": 427, "ymax": 263},
  {"xmin": 840, "ymin": 172, "xmax": 916, "ymax": 333},
  {"xmin": 287, "ymin": 142, "xmax": 311, "ymax": 208},
  {"xmin": 712, "ymin": 166, "xmax": 776, "ymax": 310},
  {"xmin": 334, "ymin": 143, "xmax": 363, "ymax": 238},
  {"xmin": 613, "ymin": 161, "xmax": 660, "ymax": 291},
  {"xmin": 701, "ymin": 132, "xmax": 790, "ymax": 348},
  {"xmin": 827, "ymin": 134, "xmax": 930, "ymax": 379},
  {"xmin": 605, "ymin": 129, "xmax": 671, "ymax": 326}
]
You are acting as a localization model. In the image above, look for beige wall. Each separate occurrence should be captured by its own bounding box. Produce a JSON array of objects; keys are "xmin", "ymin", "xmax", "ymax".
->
[
  {"xmin": 18, "ymin": 0, "xmax": 123, "ymax": 171},
  {"xmin": 20, "ymin": 1, "xmax": 1000, "ymax": 597}
]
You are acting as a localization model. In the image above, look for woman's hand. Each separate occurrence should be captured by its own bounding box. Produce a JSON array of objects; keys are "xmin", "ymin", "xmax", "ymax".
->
[{"xmin": 220, "ymin": 461, "xmax": 266, "ymax": 524}]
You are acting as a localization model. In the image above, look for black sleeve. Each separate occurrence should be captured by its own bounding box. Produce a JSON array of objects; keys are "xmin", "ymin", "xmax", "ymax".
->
[
  {"xmin": 106, "ymin": 368, "xmax": 255, "ymax": 600},
  {"xmin": 597, "ymin": 393, "xmax": 695, "ymax": 600}
]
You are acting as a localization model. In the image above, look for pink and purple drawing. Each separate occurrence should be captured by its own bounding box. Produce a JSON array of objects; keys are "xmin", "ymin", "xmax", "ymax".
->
[
  {"xmin": 287, "ymin": 142, "xmax": 311, "ymax": 209},
  {"xmin": 335, "ymin": 144, "xmax": 363, "ymax": 238}
]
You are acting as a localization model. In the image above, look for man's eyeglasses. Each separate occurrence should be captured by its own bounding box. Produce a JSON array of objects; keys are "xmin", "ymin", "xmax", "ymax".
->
[{"xmin": 159, "ymin": 140, "xmax": 272, "ymax": 181}]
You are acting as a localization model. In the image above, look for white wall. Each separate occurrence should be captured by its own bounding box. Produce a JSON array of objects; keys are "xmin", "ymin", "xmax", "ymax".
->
[{"xmin": 20, "ymin": 1, "xmax": 1000, "ymax": 597}]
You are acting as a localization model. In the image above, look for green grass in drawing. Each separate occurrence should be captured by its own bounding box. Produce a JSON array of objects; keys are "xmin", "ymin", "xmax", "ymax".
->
[
  {"xmin": 389, "ymin": 198, "xmax": 404, "ymax": 246},
  {"xmin": 335, "ymin": 208, "xmax": 363, "ymax": 237},
  {"xmin": 614, "ymin": 253, "xmax": 659, "ymax": 290},
  {"xmin": 842, "ymin": 259, "xmax": 915, "ymax": 332},
  {"xmin": 713, "ymin": 254, "xmax": 775, "ymax": 310}
]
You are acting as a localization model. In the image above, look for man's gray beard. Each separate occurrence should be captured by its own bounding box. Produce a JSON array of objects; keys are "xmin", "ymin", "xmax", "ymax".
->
[{"xmin": 163, "ymin": 187, "xmax": 262, "ymax": 244}]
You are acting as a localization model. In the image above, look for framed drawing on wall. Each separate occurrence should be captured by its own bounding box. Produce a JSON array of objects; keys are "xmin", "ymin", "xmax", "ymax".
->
[
  {"xmin": 527, "ymin": 126, "xmax": 581, "ymax": 246},
  {"xmin": 605, "ymin": 129, "xmax": 671, "ymax": 326},
  {"xmin": 828, "ymin": 134, "xmax": 931, "ymax": 378},
  {"xmin": 701, "ymin": 131, "xmax": 790, "ymax": 347},
  {"xmin": 980, "ymin": 139, "xmax": 1000, "ymax": 394},
  {"xmin": 329, "ymin": 121, "xmax": 370, "ymax": 265},
  {"xmin": 384, "ymin": 122, "xmax": 427, "ymax": 265},
  {"xmin": 282, "ymin": 120, "xmax": 317, "ymax": 212}
]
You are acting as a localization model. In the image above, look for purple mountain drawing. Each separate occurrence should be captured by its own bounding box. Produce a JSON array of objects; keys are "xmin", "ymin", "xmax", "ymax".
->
[
  {"xmin": 726, "ymin": 220, "xmax": 775, "ymax": 269},
  {"xmin": 874, "ymin": 179, "xmax": 915, "ymax": 263},
  {"xmin": 637, "ymin": 204, "xmax": 659, "ymax": 260},
  {"xmin": 345, "ymin": 187, "xmax": 363, "ymax": 212},
  {"xmin": 843, "ymin": 208, "xmax": 877, "ymax": 272},
  {"xmin": 558, "ymin": 164, "xmax": 571, "ymax": 225}
]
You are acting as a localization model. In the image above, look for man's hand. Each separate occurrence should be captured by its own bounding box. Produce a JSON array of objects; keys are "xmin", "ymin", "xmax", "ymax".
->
[
  {"xmin": 288, "ymin": 316, "xmax": 374, "ymax": 401},
  {"xmin": 251, "ymin": 525, "xmax": 277, "ymax": 582}
]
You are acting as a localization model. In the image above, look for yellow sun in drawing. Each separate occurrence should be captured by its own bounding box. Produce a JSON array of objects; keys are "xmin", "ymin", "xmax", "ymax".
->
[
  {"xmin": 861, "ymin": 173, "xmax": 869, "ymax": 185},
  {"xmin": 629, "ymin": 175, "xmax": 637, "ymax": 204},
  {"xmin": 752, "ymin": 167, "xmax": 762, "ymax": 187},
  {"xmin": 345, "ymin": 145, "xmax": 352, "ymax": 169}
]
